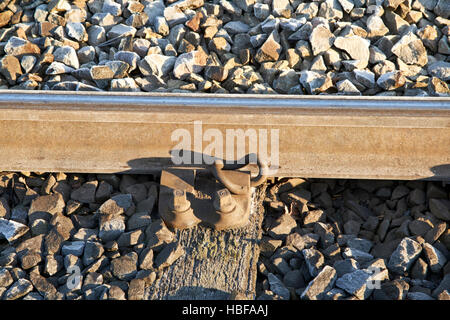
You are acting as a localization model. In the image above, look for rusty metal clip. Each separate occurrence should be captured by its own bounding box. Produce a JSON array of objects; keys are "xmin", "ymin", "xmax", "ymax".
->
[
  {"xmin": 158, "ymin": 154, "xmax": 268, "ymax": 230},
  {"xmin": 210, "ymin": 154, "xmax": 268, "ymax": 195}
]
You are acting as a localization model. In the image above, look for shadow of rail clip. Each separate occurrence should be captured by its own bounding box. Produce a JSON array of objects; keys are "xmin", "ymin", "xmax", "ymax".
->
[
  {"xmin": 429, "ymin": 164, "xmax": 450, "ymax": 182},
  {"xmin": 125, "ymin": 149, "xmax": 265, "ymax": 177}
]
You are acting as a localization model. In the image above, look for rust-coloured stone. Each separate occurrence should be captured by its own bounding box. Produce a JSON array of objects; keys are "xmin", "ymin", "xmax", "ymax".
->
[
  {"xmin": 185, "ymin": 11, "xmax": 203, "ymax": 32},
  {"xmin": 4, "ymin": 37, "xmax": 41, "ymax": 57},
  {"xmin": 39, "ymin": 21, "xmax": 58, "ymax": 37},
  {"xmin": 0, "ymin": 10, "xmax": 13, "ymax": 28},
  {"xmin": 0, "ymin": 55, "xmax": 23, "ymax": 85}
]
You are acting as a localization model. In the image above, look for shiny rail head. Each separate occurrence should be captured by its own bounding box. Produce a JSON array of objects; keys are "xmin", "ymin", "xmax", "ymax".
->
[{"xmin": 0, "ymin": 90, "xmax": 449, "ymax": 111}]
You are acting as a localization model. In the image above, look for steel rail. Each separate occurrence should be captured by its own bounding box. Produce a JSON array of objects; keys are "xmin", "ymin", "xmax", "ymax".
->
[{"xmin": 0, "ymin": 90, "xmax": 449, "ymax": 180}]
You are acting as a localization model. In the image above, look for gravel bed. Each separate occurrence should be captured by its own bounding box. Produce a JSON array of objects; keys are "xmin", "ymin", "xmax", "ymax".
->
[
  {"xmin": 0, "ymin": 172, "xmax": 167, "ymax": 300},
  {"xmin": 257, "ymin": 178, "xmax": 450, "ymax": 300},
  {"xmin": 0, "ymin": 0, "xmax": 448, "ymax": 95},
  {"xmin": 0, "ymin": 171, "xmax": 449, "ymax": 300}
]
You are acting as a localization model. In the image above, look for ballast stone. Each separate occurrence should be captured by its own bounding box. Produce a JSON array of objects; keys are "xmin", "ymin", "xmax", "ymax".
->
[
  {"xmin": 267, "ymin": 273, "xmax": 290, "ymax": 300},
  {"xmin": 387, "ymin": 238, "xmax": 422, "ymax": 274},
  {"xmin": 301, "ymin": 266, "xmax": 337, "ymax": 300},
  {"xmin": 333, "ymin": 36, "xmax": 370, "ymax": 69},
  {"xmin": 0, "ymin": 218, "xmax": 29, "ymax": 242},
  {"xmin": 4, "ymin": 279, "xmax": 33, "ymax": 300},
  {"xmin": 391, "ymin": 32, "xmax": 428, "ymax": 67},
  {"xmin": 335, "ymin": 269, "xmax": 373, "ymax": 300},
  {"xmin": 173, "ymin": 51, "xmax": 208, "ymax": 79},
  {"xmin": 138, "ymin": 54, "xmax": 177, "ymax": 78},
  {"xmin": 309, "ymin": 24, "xmax": 335, "ymax": 56}
]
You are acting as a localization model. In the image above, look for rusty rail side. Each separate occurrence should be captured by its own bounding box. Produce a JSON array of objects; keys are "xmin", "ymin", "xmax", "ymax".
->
[{"xmin": 0, "ymin": 90, "xmax": 449, "ymax": 180}]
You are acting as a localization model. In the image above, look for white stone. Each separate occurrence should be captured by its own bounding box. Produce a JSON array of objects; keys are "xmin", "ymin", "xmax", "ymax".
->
[
  {"xmin": 20, "ymin": 55, "xmax": 36, "ymax": 74},
  {"xmin": 280, "ymin": 18, "xmax": 305, "ymax": 32},
  {"xmin": 154, "ymin": 16, "xmax": 170, "ymax": 36},
  {"xmin": 48, "ymin": 0, "xmax": 71, "ymax": 12},
  {"xmin": 366, "ymin": 15, "xmax": 389, "ymax": 37},
  {"xmin": 4, "ymin": 36, "xmax": 40, "ymax": 56},
  {"xmin": 114, "ymin": 51, "xmax": 140, "ymax": 72},
  {"xmin": 138, "ymin": 54, "xmax": 177, "ymax": 78},
  {"xmin": 267, "ymin": 273, "xmax": 290, "ymax": 300},
  {"xmin": 319, "ymin": 0, "xmax": 344, "ymax": 20},
  {"xmin": 302, "ymin": 248, "xmax": 325, "ymax": 277},
  {"xmin": 77, "ymin": 46, "xmax": 95, "ymax": 64},
  {"xmin": 427, "ymin": 61, "xmax": 450, "ymax": 81},
  {"xmin": 34, "ymin": 4, "xmax": 48, "ymax": 22},
  {"xmin": 4, "ymin": 279, "xmax": 33, "ymax": 300},
  {"xmin": 336, "ymin": 270, "xmax": 372, "ymax": 300},
  {"xmin": 144, "ymin": 0, "xmax": 165, "ymax": 25},
  {"xmin": 53, "ymin": 46, "xmax": 79, "ymax": 69},
  {"xmin": 342, "ymin": 247, "xmax": 374, "ymax": 262},
  {"xmin": 223, "ymin": 21, "xmax": 250, "ymax": 34},
  {"xmin": 337, "ymin": 79, "xmax": 361, "ymax": 95},
  {"xmin": 299, "ymin": 71, "xmax": 332, "ymax": 94},
  {"xmin": 106, "ymin": 24, "xmax": 137, "ymax": 39},
  {"xmin": 388, "ymin": 238, "xmax": 422, "ymax": 274},
  {"xmin": 301, "ymin": 266, "xmax": 337, "ymax": 300},
  {"xmin": 254, "ymin": 3, "xmax": 270, "ymax": 20},
  {"xmin": 62, "ymin": 241, "xmax": 86, "ymax": 256},
  {"xmin": 391, "ymin": 32, "xmax": 428, "ymax": 66},
  {"xmin": 66, "ymin": 22, "xmax": 86, "ymax": 41},
  {"xmin": 72, "ymin": 228, "xmax": 98, "ymax": 241},
  {"xmin": 99, "ymin": 216, "xmax": 126, "ymax": 242},
  {"xmin": 110, "ymin": 78, "xmax": 140, "ymax": 92},
  {"xmin": 0, "ymin": 218, "xmax": 29, "ymax": 242},
  {"xmin": 338, "ymin": 0, "xmax": 354, "ymax": 13},
  {"xmin": 334, "ymin": 36, "xmax": 370, "ymax": 69},
  {"xmin": 376, "ymin": 71, "xmax": 406, "ymax": 90},
  {"xmin": 422, "ymin": 243, "xmax": 447, "ymax": 273},
  {"xmin": 164, "ymin": 6, "xmax": 188, "ymax": 27},
  {"xmin": 91, "ymin": 12, "xmax": 120, "ymax": 28},
  {"xmin": 173, "ymin": 50, "xmax": 207, "ymax": 79},
  {"xmin": 310, "ymin": 24, "xmax": 335, "ymax": 55},
  {"xmin": 102, "ymin": 0, "xmax": 122, "ymax": 16},
  {"xmin": 88, "ymin": 25, "xmax": 106, "ymax": 46},
  {"xmin": 354, "ymin": 70, "xmax": 376, "ymax": 88},
  {"xmin": 272, "ymin": 0, "xmax": 293, "ymax": 17}
]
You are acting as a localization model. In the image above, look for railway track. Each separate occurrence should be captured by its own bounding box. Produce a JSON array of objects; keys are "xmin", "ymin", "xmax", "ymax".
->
[
  {"xmin": 0, "ymin": 91, "xmax": 449, "ymax": 301},
  {"xmin": 1, "ymin": 90, "xmax": 449, "ymax": 180}
]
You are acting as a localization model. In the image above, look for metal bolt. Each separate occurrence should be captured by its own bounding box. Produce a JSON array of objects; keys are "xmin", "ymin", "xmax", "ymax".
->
[
  {"xmin": 169, "ymin": 189, "xmax": 191, "ymax": 213},
  {"xmin": 213, "ymin": 188, "xmax": 236, "ymax": 214}
]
